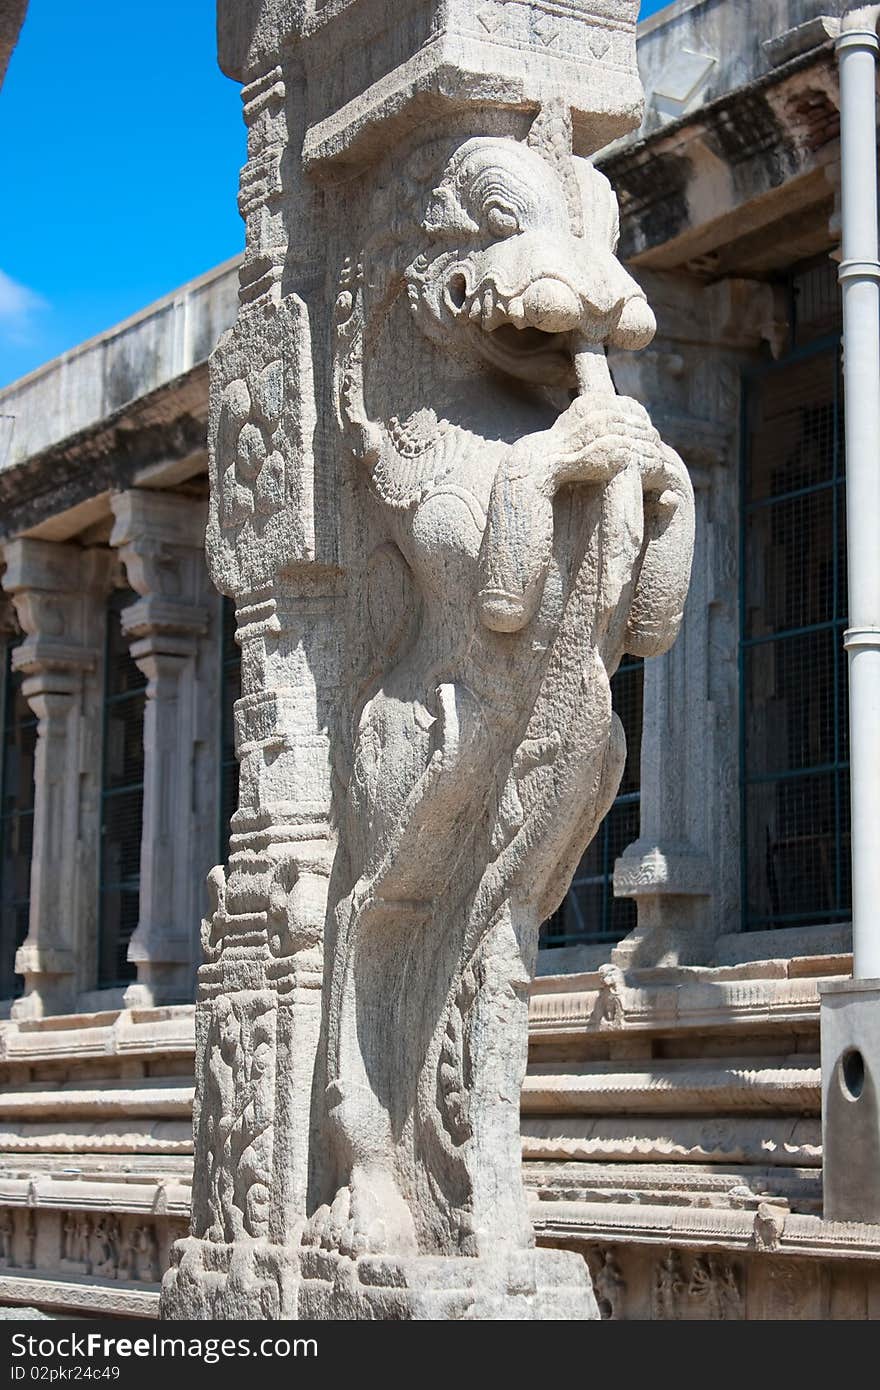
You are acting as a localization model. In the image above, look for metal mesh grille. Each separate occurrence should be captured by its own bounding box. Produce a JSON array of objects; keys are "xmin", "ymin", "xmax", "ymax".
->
[
  {"xmin": 540, "ymin": 658, "xmax": 643, "ymax": 949},
  {"xmin": 98, "ymin": 589, "xmax": 146, "ymax": 986},
  {"xmin": 792, "ymin": 259, "xmax": 843, "ymax": 348},
  {"xmin": 219, "ymin": 597, "xmax": 240, "ymax": 863},
  {"xmin": 0, "ymin": 642, "xmax": 35, "ymax": 998},
  {"xmin": 741, "ymin": 318, "xmax": 849, "ymax": 931}
]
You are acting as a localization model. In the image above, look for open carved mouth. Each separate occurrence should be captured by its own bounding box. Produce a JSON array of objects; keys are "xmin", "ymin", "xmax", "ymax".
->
[
  {"xmin": 440, "ymin": 271, "xmax": 577, "ymax": 383},
  {"xmin": 475, "ymin": 319, "xmax": 574, "ymax": 385},
  {"xmin": 488, "ymin": 322, "xmax": 567, "ymax": 355}
]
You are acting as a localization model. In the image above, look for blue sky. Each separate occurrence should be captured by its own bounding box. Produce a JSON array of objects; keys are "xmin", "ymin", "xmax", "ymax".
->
[{"xmin": 0, "ymin": 0, "xmax": 671, "ymax": 388}]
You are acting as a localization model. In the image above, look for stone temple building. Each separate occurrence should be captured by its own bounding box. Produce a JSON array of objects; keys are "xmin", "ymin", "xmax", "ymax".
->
[{"xmin": 0, "ymin": 0, "xmax": 877, "ymax": 1318}]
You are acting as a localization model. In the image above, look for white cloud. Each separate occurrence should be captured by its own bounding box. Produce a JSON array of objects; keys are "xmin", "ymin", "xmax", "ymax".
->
[{"xmin": 0, "ymin": 269, "xmax": 47, "ymax": 342}]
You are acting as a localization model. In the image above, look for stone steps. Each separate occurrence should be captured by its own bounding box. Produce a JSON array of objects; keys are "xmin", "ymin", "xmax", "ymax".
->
[
  {"xmin": 0, "ymin": 956, "xmax": 860, "ymax": 1318},
  {"xmin": 0, "ymin": 1085, "xmax": 194, "ymax": 1119}
]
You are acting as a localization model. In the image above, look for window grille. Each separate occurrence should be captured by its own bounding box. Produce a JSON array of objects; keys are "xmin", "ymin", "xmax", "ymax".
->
[
  {"xmin": 0, "ymin": 642, "xmax": 36, "ymax": 997},
  {"xmin": 97, "ymin": 589, "xmax": 146, "ymax": 986},
  {"xmin": 740, "ymin": 314, "xmax": 849, "ymax": 931},
  {"xmin": 219, "ymin": 597, "xmax": 240, "ymax": 863},
  {"xmin": 541, "ymin": 658, "xmax": 643, "ymax": 948}
]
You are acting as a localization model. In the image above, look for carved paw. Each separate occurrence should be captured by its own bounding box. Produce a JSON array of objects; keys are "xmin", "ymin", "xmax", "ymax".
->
[
  {"xmin": 301, "ymin": 1182, "xmax": 391, "ymax": 1259},
  {"xmin": 545, "ymin": 393, "xmax": 659, "ymax": 487}
]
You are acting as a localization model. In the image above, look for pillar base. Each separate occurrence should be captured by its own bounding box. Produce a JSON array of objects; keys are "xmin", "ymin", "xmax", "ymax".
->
[
  {"xmin": 819, "ymin": 976, "xmax": 880, "ymax": 1224},
  {"xmin": 160, "ymin": 1237, "xmax": 298, "ymax": 1320},
  {"xmin": 299, "ymin": 1245, "xmax": 598, "ymax": 1321}
]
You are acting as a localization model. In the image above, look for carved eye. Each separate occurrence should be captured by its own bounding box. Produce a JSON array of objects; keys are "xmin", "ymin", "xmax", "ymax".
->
[{"xmin": 485, "ymin": 203, "xmax": 519, "ymax": 238}]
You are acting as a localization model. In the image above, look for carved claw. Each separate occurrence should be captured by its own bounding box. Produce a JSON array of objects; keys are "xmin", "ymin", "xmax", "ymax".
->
[
  {"xmin": 301, "ymin": 1204, "xmax": 330, "ymax": 1249},
  {"xmin": 546, "ymin": 393, "xmax": 660, "ymax": 489},
  {"xmin": 324, "ymin": 1187, "xmax": 351, "ymax": 1251}
]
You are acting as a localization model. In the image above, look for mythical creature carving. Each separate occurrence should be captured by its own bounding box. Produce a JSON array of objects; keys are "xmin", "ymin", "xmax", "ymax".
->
[
  {"xmin": 593, "ymin": 1246, "xmax": 626, "ymax": 1319},
  {"xmin": 307, "ymin": 107, "xmax": 694, "ymax": 1275},
  {"xmin": 200, "ymin": 994, "xmax": 276, "ymax": 1243},
  {"xmin": 91, "ymin": 1216, "xmax": 121, "ymax": 1280}
]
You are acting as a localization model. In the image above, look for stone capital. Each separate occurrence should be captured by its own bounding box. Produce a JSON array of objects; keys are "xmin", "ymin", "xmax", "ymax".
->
[
  {"xmin": 0, "ymin": 538, "xmax": 105, "ymax": 684},
  {"xmin": 218, "ymin": 0, "xmax": 643, "ymax": 167},
  {"xmin": 110, "ymin": 490, "xmax": 210, "ymax": 615}
]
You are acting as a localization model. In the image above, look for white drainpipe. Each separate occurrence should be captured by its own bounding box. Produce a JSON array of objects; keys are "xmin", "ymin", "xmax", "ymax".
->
[{"xmin": 838, "ymin": 7, "xmax": 880, "ymax": 980}]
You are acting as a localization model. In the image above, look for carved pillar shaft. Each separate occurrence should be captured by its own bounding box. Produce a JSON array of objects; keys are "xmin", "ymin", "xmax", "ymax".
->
[
  {"xmin": 612, "ymin": 459, "xmax": 715, "ymax": 966},
  {"xmin": 610, "ymin": 276, "xmax": 775, "ymax": 966},
  {"xmin": 110, "ymin": 491, "xmax": 219, "ymax": 1006},
  {"xmin": 162, "ymin": 0, "xmax": 692, "ymax": 1323},
  {"xmin": 0, "ymin": 539, "xmax": 109, "ymax": 1017}
]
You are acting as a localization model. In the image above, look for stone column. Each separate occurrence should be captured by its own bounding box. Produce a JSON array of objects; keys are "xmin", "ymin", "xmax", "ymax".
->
[
  {"xmin": 0, "ymin": 539, "xmax": 109, "ymax": 1018},
  {"xmin": 109, "ymin": 491, "xmax": 219, "ymax": 1007},
  {"xmin": 162, "ymin": 0, "xmax": 690, "ymax": 1322},
  {"xmin": 611, "ymin": 274, "xmax": 784, "ymax": 966}
]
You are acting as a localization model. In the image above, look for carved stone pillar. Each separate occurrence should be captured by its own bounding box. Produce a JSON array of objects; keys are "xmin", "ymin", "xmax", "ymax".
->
[
  {"xmin": 611, "ymin": 275, "xmax": 781, "ymax": 966},
  {"xmin": 109, "ymin": 491, "xmax": 219, "ymax": 1007},
  {"xmin": 162, "ymin": 0, "xmax": 692, "ymax": 1322},
  {"xmin": 0, "ymin": 539, "xmax": 109, "ymax": 1017}
]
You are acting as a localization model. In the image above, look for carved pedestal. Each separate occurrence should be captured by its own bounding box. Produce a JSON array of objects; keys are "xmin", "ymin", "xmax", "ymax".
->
[
  {"xmin": 163, "ymin": 0, "xmax": 694, "ymax": 1321},
  {"xmin": 299, "ymin": 1248, "xmax": 597, "ymax": 1321}
]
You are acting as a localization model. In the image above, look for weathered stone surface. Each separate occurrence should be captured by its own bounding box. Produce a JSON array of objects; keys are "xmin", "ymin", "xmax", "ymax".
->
[
  {"xmin": 161, "ymin": 0, "xmax": 694, "ymax": 1321},
  {"xmin": 0, "ymin": 0, "xmax": 27, "ymax": 91}
]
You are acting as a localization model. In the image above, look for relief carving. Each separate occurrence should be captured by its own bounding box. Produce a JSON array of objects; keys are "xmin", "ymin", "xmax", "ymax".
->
[
  {"xmin": 165, "ymin": 0, "xmax": 688, "ymax": 1325},
  {"xmin": 206, "ymin": 295, "xmax": 317, "ymax": 596},
  {"xmin": 200, "ymin": 994, "xmax": 276, "ymax": 1243},
  {"xmin": 125, "ymin": 1225, "xmax": 160, "ymax": 1284},
  {"xmin": 652, "ymin": 1248, "xmax": 744, "ymax": 1321},
  {"xmin": 91, "ymin": 1217, "xmax": 121, "ymax": 1280},
  {"xmin": 307, "ymin": 108, "xmax": 694, "ymax": 1300},
  {"xmin": 592, "ymin": 1246, "xmax": 626, "ymax": 1319},
  {"xmin": 653, "ymin": 1248, "xmax": 685, "ymax": 1320}
]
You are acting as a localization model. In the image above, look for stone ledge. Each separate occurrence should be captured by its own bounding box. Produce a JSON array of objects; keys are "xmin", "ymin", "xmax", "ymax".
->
[
  {"xmin": 532, "ymin": 1199, "xmax": 880, "ymax": 1263},
  {"xmin": 0, "ymin": 1006, "xmax": 195, "ymax": 1065},
  {"xmin": 0, "ymin": 1124, "xmax": 193, "ymax": 1156},
  {"xmin": 0, "ymin": 1175, "xmax": 191, "ymax": 1216},
  {"xmin": 0, "ymin": 1085, "xmax": 193, "ymax": 1120},
  {"xmin": 525, "ymin": 1160, "xmax": 822, "ymax": 1212},
  {"xmin": 0, "ymin": 262, "xmax": 239, "ymax": 474},
  {"xmin": 528, "ymin": 960, "xmax": 848, "ymax": 1039},
  {"xmin": 0, "ymin": 1270, "xmax": 160, "ymax": 1318}
]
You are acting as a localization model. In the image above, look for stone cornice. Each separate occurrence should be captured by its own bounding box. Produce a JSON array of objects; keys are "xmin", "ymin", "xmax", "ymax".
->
[{"xmin": 530, "ymin": 1198, "xmax": 880, "ymax": 1263}]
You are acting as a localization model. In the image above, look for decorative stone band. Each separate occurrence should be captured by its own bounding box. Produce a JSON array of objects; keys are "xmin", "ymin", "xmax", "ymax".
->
[
  {"xmin": 0, "ymin": 1274, "xmax": 159, "ymax": 1320},
  {"xmin": 218, "ymin": 1, "xmax": 643, "ymax": 168},
  {"xmin": 528, "ymin": 962, "xmax": 837, "ymax": 1039},
  {"xmin": 522, "ymin": 1062, "xmax": 821, "ymax": 1114},
  {"xmin": 521, "ymin": 1116, "xmax": 822, "ymax": 1167},
  {"xmin": 613, "ymin": 846, "xmax": 712, "ymax": 899}
]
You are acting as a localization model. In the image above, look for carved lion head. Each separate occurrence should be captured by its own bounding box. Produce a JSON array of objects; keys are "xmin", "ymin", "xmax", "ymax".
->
[{"xmin": 405, "ymin": 108, "xmax": 655, "ymax": 387}]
